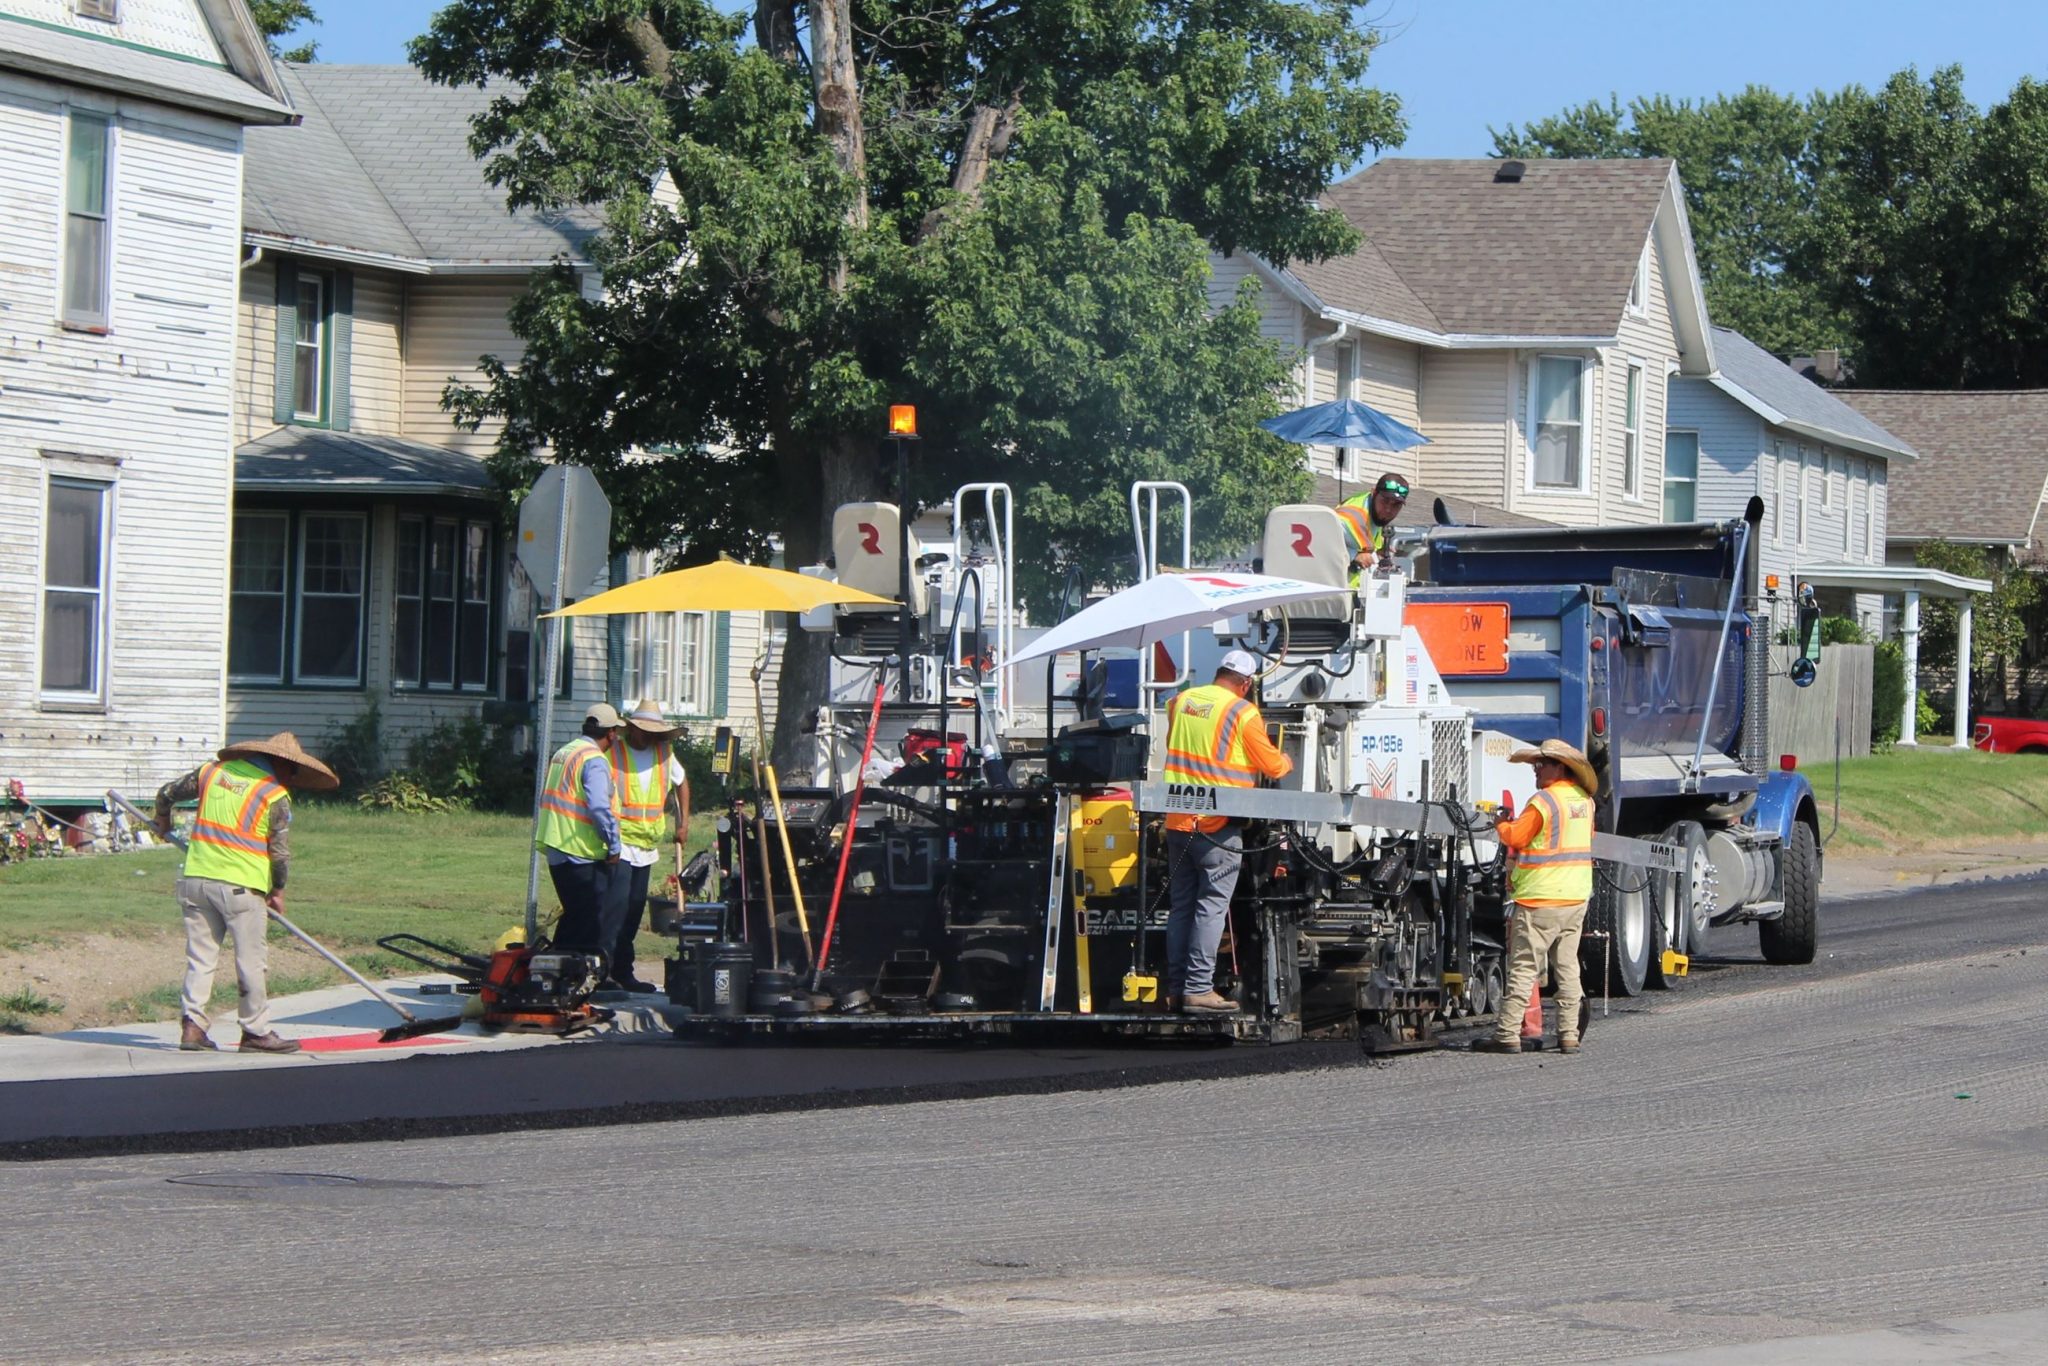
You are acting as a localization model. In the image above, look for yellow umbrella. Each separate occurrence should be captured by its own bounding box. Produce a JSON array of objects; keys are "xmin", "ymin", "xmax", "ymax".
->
[{"xmin": 540, "ymin": 559, "xmax": 894, "ymax": 617}]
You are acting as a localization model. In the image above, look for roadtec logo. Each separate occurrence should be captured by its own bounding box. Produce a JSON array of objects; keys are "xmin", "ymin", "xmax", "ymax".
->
[{"xmin": 1163, "ymin": 783, "xmax": 1221, "ymax": 812}]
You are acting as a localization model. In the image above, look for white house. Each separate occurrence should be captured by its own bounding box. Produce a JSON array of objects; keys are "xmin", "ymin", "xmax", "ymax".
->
[
  {"xmin": 0, "ymin": 0, "xmax": 292, "ymax": 804},
  {"xmin": 1671, "ymin": 326, "xmax": 1915, "ymax": 635},
  {"xmin": 1209, "ymin": 158, "xmax": 1718, "ymax": 528}
]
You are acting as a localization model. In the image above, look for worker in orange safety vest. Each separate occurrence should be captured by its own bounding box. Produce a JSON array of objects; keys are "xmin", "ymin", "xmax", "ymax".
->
[
  {"xmin": 1161, "ymin": 649, "xmax": 1293, "ymax": 1014},
  {"xmin": 1474, "ymin": 739, "xmax": 1598, "ymax": 1056}
]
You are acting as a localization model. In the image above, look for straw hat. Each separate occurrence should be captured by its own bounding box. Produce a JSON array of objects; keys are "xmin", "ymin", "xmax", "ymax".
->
[
  {"xmin": 1507, "ymin": 739, "xmax": 1599, "ymax": 797},
  {"xmin": 624, "ymin": 699, "xmax": 681, "ymax": 739},
  {"xmin": 217, "ymin": 732, "xmax": 340, "ymax": 791}
]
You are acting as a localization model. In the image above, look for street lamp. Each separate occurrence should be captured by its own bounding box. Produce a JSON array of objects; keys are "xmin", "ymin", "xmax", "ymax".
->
[{"xmin": 887, "ymin": 405, "xmax": 919, "ymax": 699}]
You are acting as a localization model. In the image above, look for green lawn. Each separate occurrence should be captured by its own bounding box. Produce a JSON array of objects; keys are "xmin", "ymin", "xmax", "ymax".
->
[
  {"xmin": 1801, "ymin": 745, "xmax": 2048, "ymax": 851},
  {"xmin": 0, "ymin": 804, "xmax": 715, "ymax": 1022}
]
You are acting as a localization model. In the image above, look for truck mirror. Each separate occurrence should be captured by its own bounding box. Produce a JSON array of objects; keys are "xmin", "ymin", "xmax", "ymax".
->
[
  {"xmin": 1790, "ymin": 656, "xmax": 1818, "ymax": 688},
  {"xmin": 1798, "ymin": 601, "xmax": 1823, "ymax": 661}
]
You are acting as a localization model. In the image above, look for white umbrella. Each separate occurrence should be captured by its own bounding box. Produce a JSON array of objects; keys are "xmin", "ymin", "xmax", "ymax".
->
[{"xmin": 1009, "ymin": 570, "xmax": 1345, "ymax": 666}]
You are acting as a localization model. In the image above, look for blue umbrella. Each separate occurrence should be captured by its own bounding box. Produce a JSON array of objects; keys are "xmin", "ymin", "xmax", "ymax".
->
[{"xmin": 1259, "ymin": 397, "xmax": 1431, "ymax": 452}]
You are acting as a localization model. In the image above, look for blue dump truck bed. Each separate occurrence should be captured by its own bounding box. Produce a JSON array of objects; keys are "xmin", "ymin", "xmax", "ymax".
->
[{"xmin": 1408, "ymin": 519, "xmax": 1757, "ymax": 804}]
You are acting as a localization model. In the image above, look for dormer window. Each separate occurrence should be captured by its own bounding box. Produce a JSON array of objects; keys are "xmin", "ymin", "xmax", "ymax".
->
[{"xmin": 74, "ymin": 0, "xmax": 118, "ymax": 21}]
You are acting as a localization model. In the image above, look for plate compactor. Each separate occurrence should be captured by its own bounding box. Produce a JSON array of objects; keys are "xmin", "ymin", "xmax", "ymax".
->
[{"xmin": 377, "ymin": 934, "xmax": 613, "ymax": 1035}]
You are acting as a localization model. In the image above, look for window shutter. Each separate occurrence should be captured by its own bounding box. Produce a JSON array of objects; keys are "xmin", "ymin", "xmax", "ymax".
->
[
  {"xmin": 330, "ymin": 271, "xmax": 354, "ymax": 431},
  {"xmin": 713, "ymin": 612, "xmax": 730, "ymax": 719},
  {"xmin": 272, "ymin": 263, "xmax": 297, "ymax": 424},
  {"xmin": 604, "ymin": 550, "xmax": 627, "ymax": 704}
]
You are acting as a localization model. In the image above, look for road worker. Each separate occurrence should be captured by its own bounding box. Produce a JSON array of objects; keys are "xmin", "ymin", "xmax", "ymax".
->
[
  {"xmin": 603, "ymin": 699, "xmax": 689, "ymax": 993},
  {"xmin": 154, "ymin": 732, "xmax": 339, "ymax": 1054},
  {"xmin": 1475, "ymin": 739, "xmax": 1598, "ymax": 1056},
  {"xmin": 1335, "ymin": 471, "xmax": 1409, "ymax": 584},
  {"xmin": 1161, "ymin": 649, "xmax": 1294, "ymax": 1013},
  {"xmin": 537, "ymin": 703, "xmax": 624, "ymax": 959}
]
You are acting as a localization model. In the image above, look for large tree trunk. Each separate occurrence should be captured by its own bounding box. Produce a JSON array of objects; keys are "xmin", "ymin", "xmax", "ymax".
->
[
  {"xmin": 769, "ymin": 431, "xmax": 873, "ymax": 771},
  {"xmin": 810, "ymin": 0, "xmax": 868, "ymax": 235}
]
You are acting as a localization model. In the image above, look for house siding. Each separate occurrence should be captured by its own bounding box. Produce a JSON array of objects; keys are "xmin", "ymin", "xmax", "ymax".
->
[
  {"xmin": 402, "ymin": 276, "xmax": 527, "ymax": 451},
  {"xmin": 1598, "ymin": 233, "xmax": 1682, "ymax": 526},
  {"xmin": 0, "ymin": 76, "xmax": 246, "ymax": 799},
  {"xmin": 1415, "ymin": 349, "xmax": 1514, "ymax": 505},
  {"xmin": 1297, "ymin": 330, "xmax": 1423, "ymax": 486}
]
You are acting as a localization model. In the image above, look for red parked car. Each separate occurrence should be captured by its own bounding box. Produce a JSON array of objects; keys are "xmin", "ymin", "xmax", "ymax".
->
[{"xmin": 1973, "ymin": 715, "xmax": 2048, "ymax": 754}]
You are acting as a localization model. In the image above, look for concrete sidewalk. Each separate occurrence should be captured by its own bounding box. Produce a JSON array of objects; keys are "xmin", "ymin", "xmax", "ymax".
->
[{"xmin": 0, "ymin": 974, "xmax": 678, "ymax": 1084}]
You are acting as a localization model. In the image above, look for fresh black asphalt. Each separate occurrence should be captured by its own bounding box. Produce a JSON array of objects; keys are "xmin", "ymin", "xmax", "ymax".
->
[{"xmin": 8, "ymin": 871, "xmax": 2043, "ymax": 1160}]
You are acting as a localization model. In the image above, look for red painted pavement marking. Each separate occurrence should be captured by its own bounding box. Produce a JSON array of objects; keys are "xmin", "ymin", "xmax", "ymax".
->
[{"xmin": 292, "ymin": 1030, "xmax": 471, "ymax": 1053}]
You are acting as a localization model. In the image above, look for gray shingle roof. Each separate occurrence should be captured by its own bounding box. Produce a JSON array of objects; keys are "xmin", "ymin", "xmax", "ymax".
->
[
  {"xmin": 1289, "ymin": 159, "xmax": 1673, "ymax": 338},
  {"xmin": 1835, "ymin": 391, "xmax": 2048, "ymax": 557},
  {"xmin": 1711, "ymin": 328, "xmax": 1916, "ymax": 459},
  {"xmin": 237, "ymin": 427, "xmax": 496, "ymax": 497},
  {"xmin": 243, "ymin": 65, "xmax": 601, "ymax": 267},
  {"xmin": 0, "ymin": 5, "xmax": 293, "ymax": 124}
]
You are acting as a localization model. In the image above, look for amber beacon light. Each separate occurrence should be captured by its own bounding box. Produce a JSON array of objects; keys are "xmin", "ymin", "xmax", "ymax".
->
[{"xmin": 888, "ymin": 404, "xmax": 919, "ymax": 437}]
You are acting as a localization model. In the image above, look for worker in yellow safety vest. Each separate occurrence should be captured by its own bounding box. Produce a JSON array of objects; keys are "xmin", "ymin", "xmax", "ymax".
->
[
  {"xmin": 1161, "ymin": 649, "xmax": 1294, "ymax": 1014},
  {"xmin": 1475, "ymin": 739, "xmax": 1598, "ymax": 1056},
  {"xmin": 153, "ymin": 731, "xmax": 340, "ymax": 1054},
  {"xmin": 537, "ymin": 703, "xmax": 624, "ymax": 957},
  {"xmin": 1335, "ymin": 472, "xmax": 1409, "ymax": 584},
  {"xmin": 603, "ymin": 699, "xmax": 690, "ymax": 993}
]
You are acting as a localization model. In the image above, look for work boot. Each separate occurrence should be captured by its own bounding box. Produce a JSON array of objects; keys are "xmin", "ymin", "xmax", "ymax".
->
[
  {"xmin": 1180, "ymin": 990, "xmax": 1237, "ymax": 1014},
  {"xmin": 179, "ymin": 1017, "xmax": 217, "ymax": 1052},
  {"xmin": 238, "ymin": 1030, "xmax": 301, "ymax": 1054},
  {"xmin": 1470, "ymin": 1037, "xmax": 1523, "ymax": 1054},
  {"xmin": 1558, "ymin": 1034, "xmax": 1581, "ymax": 1055}
]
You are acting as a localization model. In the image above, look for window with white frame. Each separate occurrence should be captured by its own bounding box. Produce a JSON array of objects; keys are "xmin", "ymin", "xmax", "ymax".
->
[
  {"xmin": 1334, "ymin": 341, "xmax": 1358, "ymax": 478},
  {"xmin": 623, "ymin": 609, "xmax": 715, "ymax": 715},
  {"xmin": 1627, "ymin": 244, "xmax": 1648, "ymax": 316},
  {"xmin": 292, "ymin": 273, "xmax": 326, "ymax": 421},
  {"xmin": 1663, "ymin": 431, "xmax": 1699, "ymax": 522},
  {"xmin": 1623, "ymin": 362, "xmax": 1644, "ymax": 499},
  {"xmin": 42, "ymin": 476, "xmax": 111, "ymax": 699},
  {"xmin": 1866, "ymin": 470, "xmax": 1880, "ymax": 559},
  {"xmin": 1528, "ymin": 356, "xmax": 1587, "ymax": 490},
  {"xmin": 1795, "ymin": 447, "xmax": 1810, "ymax": 547},
  {"xmin": 228, "ymin": 511, "xmax": 289, "ymax": 683},
  {"xmin": 73, "ymin": 0, "xmax": 119, "ymax": 20},
  {"xmin": 62, "ymin": 111, "xmax": 111, "ymax": 330},
  {"xmin": 1822, "ymin": 454, "xmax": 1837, "ymax": 511},
  {"xmin": 295, "ymin": 513, "xmax": 366, "ymax": 684}
]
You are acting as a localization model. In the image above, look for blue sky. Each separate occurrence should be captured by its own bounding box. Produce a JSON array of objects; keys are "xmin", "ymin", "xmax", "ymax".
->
[{"xmin": 311, "ymin": 0, "xmax": 2048, "ymax": 159}]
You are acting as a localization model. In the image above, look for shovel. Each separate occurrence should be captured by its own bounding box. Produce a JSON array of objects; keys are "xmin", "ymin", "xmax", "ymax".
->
[{"xmin": 107, "ymin": 790, "xmax": 465, "ymax": 1042}]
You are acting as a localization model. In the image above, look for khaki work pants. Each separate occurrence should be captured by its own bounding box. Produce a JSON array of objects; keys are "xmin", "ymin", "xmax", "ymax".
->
[
  {"xmin": 178, "ymin": 876, "xmax": 273, "ymax": 1033},
  {"xmin": 1493, "ymin": 899, "xmax": 1587, "ymax": 1046}
]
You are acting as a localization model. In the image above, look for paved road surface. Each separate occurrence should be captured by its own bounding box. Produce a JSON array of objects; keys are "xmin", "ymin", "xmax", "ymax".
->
[{"xmin": 2, "ymin": 876, "xmax": 2044, "ymax": 1362}]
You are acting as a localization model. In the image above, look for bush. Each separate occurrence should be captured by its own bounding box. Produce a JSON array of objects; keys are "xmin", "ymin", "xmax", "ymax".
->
[
  {"xmin": 1872, "ymin": 639, "xmax": 1906, "ymax": 749},
  {"xmin": 1776, "ymin": 614, "xmax": 1869, "ymax": 648},
  {"xmin": 320, "ymin": 701, "xmax": 386, "ymax": 797},
  {"xmin": 673, "ymin": 733, "xmax": 755, "ymax": 804},
  {"xmin": 395, "ymin": 715, "xmax": 534, "ymax": 813},
  {"xmin": 355, "ymin": 774, "xmax": 454, "ymax": 814}
]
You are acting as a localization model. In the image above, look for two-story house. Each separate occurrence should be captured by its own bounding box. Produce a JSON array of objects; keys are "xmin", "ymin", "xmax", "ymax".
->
[
  {"xmin": 1209, "ymin": 158, "xmax": 1717, "ymax": 527},
  {"xmin": 0, "ymin": 0, "xmax": 293, "ymax": 804},
  {"xmin": 225, "ymin": 64, "xmax": 774, "ymax": 771}
]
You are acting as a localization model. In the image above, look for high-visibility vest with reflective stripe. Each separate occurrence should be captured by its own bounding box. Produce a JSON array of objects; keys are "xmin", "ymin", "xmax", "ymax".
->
[
  {"xmin": 183, "ymin": 758, "xmax": 287, "ymax": 893},
  {"xmin": 611, "ymin": 741, "xmax": 670, "ymax": 850},
  {"xmin": 535, "ymin": 737, "xmax": 608, "ymax": 859},
  {"xmin": 1509, "ymin": 782, "xmax": 1594, "ymax": 904},
  {"xmin": 1163, "ymin": 685, "xmax": 1261, "ymax": 789},
  {"xmin": 1336, "ymin": 494, "xmax": 1386, "ymax": 586}
]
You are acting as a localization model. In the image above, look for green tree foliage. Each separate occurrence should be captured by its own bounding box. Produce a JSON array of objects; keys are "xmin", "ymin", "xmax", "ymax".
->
[
  {"xmin": 1496, "ymin": 66, "xmax": 2048, "ymax": 387},
  {"xmin": 410, "ymin": 1, "xmax": 1402, "ymax": 757},
  {"xmin": 1913, "ymin": 540, "xmax": 2043, "ymax": 713},
  {"xmin": 1494, "ymin": 88, "xmax": 1842, "ymax": 355},
  {"xmin": 248, "ymin": 0, "xmax": 318, "ymax": 63}
]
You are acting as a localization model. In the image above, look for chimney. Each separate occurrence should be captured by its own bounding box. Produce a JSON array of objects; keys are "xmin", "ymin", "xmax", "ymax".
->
[
  {"xmin": 1791, "ymin": 349, "xmax": 1844, "ymax": 384},
  {"xmin": 1494, "ymin": 159, "xmax": 1526, "ymax": 183}
]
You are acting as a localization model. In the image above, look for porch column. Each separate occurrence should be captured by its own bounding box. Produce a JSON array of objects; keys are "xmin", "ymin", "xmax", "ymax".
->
[
  {"xmin": 1899, "ymin": 590, "xmax": 1921, "ymax": 747},
  {"xmin": 1953, "ymin": 597, "xmax": 1974, "ymax": 749}
]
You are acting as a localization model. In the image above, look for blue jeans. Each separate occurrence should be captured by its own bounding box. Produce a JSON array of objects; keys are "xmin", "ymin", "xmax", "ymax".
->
[{"xmin": 1165, "ymin": 827, "xmax": 1242, "ymax": 998}]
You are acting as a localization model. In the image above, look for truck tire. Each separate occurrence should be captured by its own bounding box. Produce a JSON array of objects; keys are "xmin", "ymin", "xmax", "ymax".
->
[
  {"xmin": 1759, "ymin": 821, "xmax": 1820, "ymax": 965},
  {"xmin": 1583, "ymin": 868, "xmax": 1651, "ymax": 998}
]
